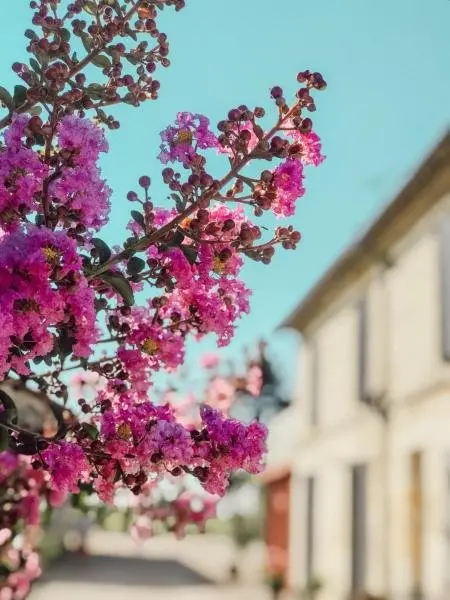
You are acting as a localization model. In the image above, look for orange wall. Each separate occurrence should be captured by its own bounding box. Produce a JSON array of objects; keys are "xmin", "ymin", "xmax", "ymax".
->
[{"xmin": 265, "ymin": 474, "xmax": 291, "ymax": 582}]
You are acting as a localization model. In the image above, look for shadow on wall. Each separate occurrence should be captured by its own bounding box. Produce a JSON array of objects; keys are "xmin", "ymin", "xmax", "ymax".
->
[{"xmin": 41, "ymin": 553, "xmax": 215, "ymax": 588}]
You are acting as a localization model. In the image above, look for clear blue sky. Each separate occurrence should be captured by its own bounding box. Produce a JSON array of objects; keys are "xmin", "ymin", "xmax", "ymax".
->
[{"xmin": 2, "ymin": 0, "xmax": 450, "ymax": 381}]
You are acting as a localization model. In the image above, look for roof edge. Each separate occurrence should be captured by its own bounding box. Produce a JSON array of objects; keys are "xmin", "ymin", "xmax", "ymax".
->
[{"xmin": 279, "ymin": 130, "xmax": 450, "ymax": 333}]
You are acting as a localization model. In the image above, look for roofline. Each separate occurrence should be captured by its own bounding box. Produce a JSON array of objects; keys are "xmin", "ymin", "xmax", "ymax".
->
[{"xmin": 279, "ymin": 130, "xmax": 450, "ymax": 333}]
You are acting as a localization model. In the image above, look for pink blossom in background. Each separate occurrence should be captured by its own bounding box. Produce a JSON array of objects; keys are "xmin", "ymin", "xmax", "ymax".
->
[
  {"xmin": 200, "ymin": 352, "xmax": 220, "ymax": 369},
  {"xmin": 0, "ymin": 529, "xmax": 11, "ymax": 546},
  {"xmin": 246, "ymin": 364, "xmax": 263, "ymax": 396},
  {"xmin": 205, "ymin": 376, "xmax": 235, "ymax": 413},
  {"xmin": 70, "ymin": 370, "xmax": 103, "ymax": 396}
]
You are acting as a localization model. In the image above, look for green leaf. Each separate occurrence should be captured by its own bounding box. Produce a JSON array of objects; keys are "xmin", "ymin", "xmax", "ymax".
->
[
  {"xmin": 96, "ymin": 108, "xmax": 107, "ymax": 122},
  {"xmin": 0, "ymin": 87, "xmax": 13, "ymax": 110},
  {"xmin": 0, "ymin": 428, "xmax": 10, "ymax": 452},
  {"xmin": 170, "ymin": 230, "xmax": 185, "ymax": 247},
  {"xmin": 113, "ymin": 465, "xmax": 123, "ymax": 483},
  {"xmin": 101, "ymin": 272, "xmax": 135, "ymax": 307},
  {"xmin": 9, "ymin": 431, "xmax": 38, "ymax": 455},
  {"xmin": 83, "ymin": 1, "xmax": 98, "ymax": 15},
  {"xmin": 79, "ymin": 482, "xmax": 94, "ymax": 494},
  {"xmin": 58, "ymin": 329, "xmax": 74, "ymax": 360},
  {"xmin": 131, "ymin": 210, "xmax": 145, "ymax": 228},
  {"xmin": 126, "ymin": 256, "xmax": 146, "ymax": 276},
  {"xmin": 92, "ymin": 54, "xmax": 112, "ymax": 69},
  {"xmin": 13, "ymin": 85, "xmax": 27, "ymax": 108},
  {"xmin": 25, "ymin": 29, "xmax": 38, "ymax": 41},
  {"xmin": 124, "ymin": 53, "xmax": 139, "ymax": 65},
  {"xmin": 28, "ymin": 105, "xmax": 43, "ymax": 116},
  {"xmin": 29, "ymin": 58, "xmax": 42, "ymax": 74},
  {"xmin": 0, "ymin": 390, "xmax": 18, "ymax": 425},
  {"xmin": 81, "ymin": 33, "xmax": 94, "ymax": 52},
  {"xmin": 181, "ymin": 245, "xmax": 198, "ymax": 265},
  {"xmin": 24, "ymin": 29, "xmax": 39, "ymax": 40},
  {"xmin": 92, "ymin": 238, "xmax": 112, "ymax": 263},
  {"xmin": 86, "ymin": 83, "xmax": 105, "ymax": 101},
  {"xmin": 60, "ymin": 28, "xmax": 71, "ymax": 42},
  {"xmin": 81, "ymin": 423, "xmax": 99, "ymax": 440},
  {"xmin": 42, "ymin": 506, "xmax": 53, "ymax": 527},
  {"xmin": 122, "ymin": 93, "xmax": 136, "ymax": 106}
]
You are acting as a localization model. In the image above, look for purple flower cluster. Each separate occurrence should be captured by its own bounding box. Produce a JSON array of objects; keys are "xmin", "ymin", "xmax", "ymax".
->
[{"xmin": 158, "ymin": 112, "xmax": 218, "ymax": 165}]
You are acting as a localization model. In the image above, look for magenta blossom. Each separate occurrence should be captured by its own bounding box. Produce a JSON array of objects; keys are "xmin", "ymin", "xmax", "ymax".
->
[
  {"xmin": 272, "ymin": 158, "xmax": 305, "ymax": 217},
  {"xmin": 158, "ymin": 112, "xmax": 218, "ymax": 166}
]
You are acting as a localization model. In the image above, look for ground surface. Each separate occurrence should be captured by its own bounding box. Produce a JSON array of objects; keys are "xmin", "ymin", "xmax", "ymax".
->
[{"xmin": 30, "ymin": 530, "xmax": 269, "ymax": 600}]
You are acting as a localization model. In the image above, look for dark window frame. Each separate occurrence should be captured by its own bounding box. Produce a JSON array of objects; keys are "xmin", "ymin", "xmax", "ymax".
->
[
  {"xmin": 440, "ymin": 219, "xmax": 450, "ymax": 360},
  {"xmin": 306, "ymin": 476, "xmax": 315, "ymax": 583},
  {"xmin": 351, "ymin": 463, "xmax": 367, "ymax": 593},
  {"xmin": 357, "ymin": 296, "xmax": 368, "ymax": 402}
]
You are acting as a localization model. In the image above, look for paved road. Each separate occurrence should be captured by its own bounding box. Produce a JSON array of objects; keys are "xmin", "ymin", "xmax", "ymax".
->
[{"xmin": 30, "ymin": 531, "xmax": 269, "ymax": 600}]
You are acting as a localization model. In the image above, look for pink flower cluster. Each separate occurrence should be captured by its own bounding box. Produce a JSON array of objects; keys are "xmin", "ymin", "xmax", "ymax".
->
[
  {"xmin": 0, "ymin": 452, "xmax": 48, "ymax": 600},
  {"xmin": 0, "ymin": 226, "xmax": 97, "ymax": 377},
  {"xmin": 41, "ymin": 442, "xmax": 90, "ymax": 505},
  {"xmin": 50, "ymin": 116, "xmax": 111, "ymax": 231},
  {"xmin": 118, "ymin": 205, "xmax": 252, "ymax": 387},
  {"xmin": 38, "ymin": 380, "xmax": 266, "ymax": 502},
  {"xmin": 132, "ymin": 490, "xmax": 218, "ymax": 541},
  {"xmin": 0, "ymin": 452, "xmax": 47, "ymax": 528},
  {"xmin": 0, "ymin": 116, "xmax": 47, "ymax": 232},
  {"xmin": 0, "ymin": 548, "xmax": 41, "ymax": 600},
  {"xmin": 285, "ymin": 120, "xmax": 325, "ymax": 166},
  {"xmin": 272, "ymin": 158, "xmax": 305, "ymax": 217},
  {"xmin": 158, "ymin": 112, "xmax": 218, "ymax": 165},
  {"xmin": 199, "ymin": 406, "xmax": 267, "ymax": 495}
]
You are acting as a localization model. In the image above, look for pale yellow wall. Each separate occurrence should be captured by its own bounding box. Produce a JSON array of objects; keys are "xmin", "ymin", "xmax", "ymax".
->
[
  {"xmin": 315, "ymin": 306, "xmax": 359, "ymax": 429},
  {"xmin": 288, "ymin": 191, "xmax": 450, "ymax": 598},
  {"xmin": 386, "ymin": 230, "xmax": 441, "ymax": 402}
]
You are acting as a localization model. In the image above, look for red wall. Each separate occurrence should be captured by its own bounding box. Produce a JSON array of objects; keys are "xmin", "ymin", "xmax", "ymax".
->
[{"xmin": 265, "ymin": 473, "xmax": 291, "ymax": 583}]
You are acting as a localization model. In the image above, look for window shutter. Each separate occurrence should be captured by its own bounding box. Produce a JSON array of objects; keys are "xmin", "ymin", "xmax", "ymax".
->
[
  {"xmin": 440, "ymin": 218, "xmax": 450, "ymax": 360},
  {"xmin": 410, "ymin": 452, "xmax": 423, "ymax": 595},
  {"xmin": 351, "ymin": 464, "xmax": 367, "ymax": 593},
  {"xmin": 306, "ymin": 476, "xmax": 315, "ymax": 583},
  {"xmin": 365, "ymin": 275, "xmax": 388, "ymax": 400},
  {"xmin": 357, "ymin": 298, "xmax": 368, "ymax": 402},
  {"xmin": 310, "ymin": 341, "xmax": 319, "ymax": 425}
]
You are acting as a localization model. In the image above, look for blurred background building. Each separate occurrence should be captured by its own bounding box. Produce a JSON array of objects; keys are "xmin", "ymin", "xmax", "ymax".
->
[{"xmin": 263, "ymin": 131, "xmax": 450, "ymax": 600}]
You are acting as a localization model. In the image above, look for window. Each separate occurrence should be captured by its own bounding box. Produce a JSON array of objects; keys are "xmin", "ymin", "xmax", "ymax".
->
[
  {"xmin": 440, "ymin": 218, "xmax": 450, "ymax": 360},
  {"xmin": 351, "ymin": 464, "xmax": 367, "ymax": 594},
  {"xmin": 356, "ymin": 297, "xmax": 368, "ymax": 402},
  {"xmin": 306, "ymin": 476, "xmax": 315, "ymax": 583},
  {"xmin": 410, "ymin": 452, "xmax": 423, "ymax": 597},
  {"xmin": 310, "ymin": 340, "xmax": 319, "ymax": 426}
]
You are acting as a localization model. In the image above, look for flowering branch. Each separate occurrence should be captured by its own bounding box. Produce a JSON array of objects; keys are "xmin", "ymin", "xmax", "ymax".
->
[{"xmin": 0, "ymin": 1, "xmax": 326, "ymax": 596}]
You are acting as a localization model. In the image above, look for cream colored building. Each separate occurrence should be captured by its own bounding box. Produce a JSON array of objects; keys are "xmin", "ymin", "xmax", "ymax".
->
[{"xmin": 280, "ymin": 131, "xmax": 450, "ymax": 600}]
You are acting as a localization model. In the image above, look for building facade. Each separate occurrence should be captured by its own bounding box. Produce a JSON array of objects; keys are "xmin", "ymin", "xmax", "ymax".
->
[{"xmin": 280, "ymin": 132, "xmax": 450, "ymax": 600}]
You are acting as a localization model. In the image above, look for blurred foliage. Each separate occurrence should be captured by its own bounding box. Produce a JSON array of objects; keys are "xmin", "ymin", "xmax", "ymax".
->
[{"xmin": 230, "ymin": 513, "xmax": 263, "ymax": 548}]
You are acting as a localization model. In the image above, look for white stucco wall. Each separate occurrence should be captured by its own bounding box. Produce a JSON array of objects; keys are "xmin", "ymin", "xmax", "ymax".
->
[{"xmin": 286, "ymin": 192, "xmax": 450, "ymax": 599}]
